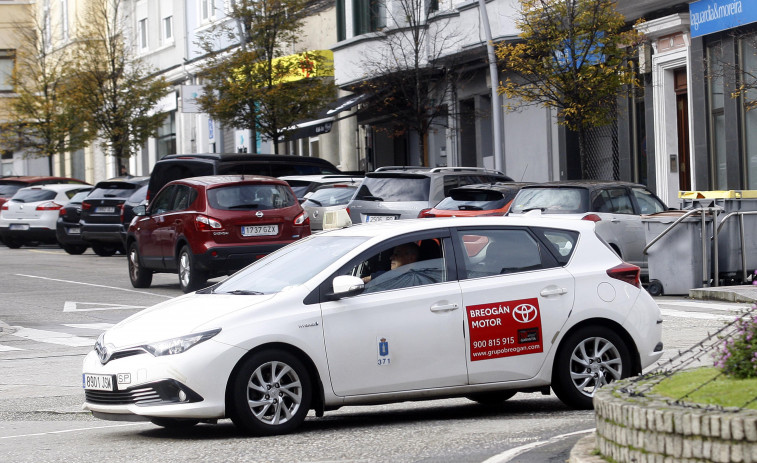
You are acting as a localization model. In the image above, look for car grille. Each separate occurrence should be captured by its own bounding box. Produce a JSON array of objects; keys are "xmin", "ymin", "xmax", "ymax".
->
[{"xmin": 84, "ymin": 379, "xmax": 203, "ymax": 406}]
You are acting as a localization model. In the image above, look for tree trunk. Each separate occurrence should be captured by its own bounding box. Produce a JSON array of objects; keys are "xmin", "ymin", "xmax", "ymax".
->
[{"xmin": 577, "ymin": 123, "xmax": 588, "ymax": 180}]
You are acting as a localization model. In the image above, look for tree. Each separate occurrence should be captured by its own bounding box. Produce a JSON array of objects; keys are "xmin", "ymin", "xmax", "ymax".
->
[
  {"xmin": 496, "ymin": 0, "xmax": 640, "ymax": 179},
  {"xmin": 196, "ymin": 0, "xmax": 336, "ymax": 154},
  {"xmin": 0, "ymin": 8, "xmax": 93, "ymax": 174},
  {"xmin": 68, "ymin": 0, "xmax": 171, "ymax": 163},
  {"xmin": 353, "ymin": 0, "xmax": 461, "ymax": 166}
]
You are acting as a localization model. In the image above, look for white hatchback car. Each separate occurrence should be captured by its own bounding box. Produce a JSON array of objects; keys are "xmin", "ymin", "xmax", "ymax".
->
[
  {"xmin": 0, "ymin": 184, "xmax": 93, "ymax": 248},
  {"xmin": 82, "ymin": 216, "xmax": 663, "ymax": 435}
]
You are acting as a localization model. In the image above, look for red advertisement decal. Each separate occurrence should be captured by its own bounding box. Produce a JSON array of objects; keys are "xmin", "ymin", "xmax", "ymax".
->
[{"xmin": 467, "ymin": 298, "xmax": 543, "ymax": 361}]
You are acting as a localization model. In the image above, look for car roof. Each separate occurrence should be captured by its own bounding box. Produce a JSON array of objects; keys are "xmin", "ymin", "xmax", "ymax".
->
[
  {"xmin": 321, "ymin": 215, "xmax": 595, "ymax": 239},
  {"xmin": 521, "ymin": 180, "xmax": 647, "ymax": 190},
  {"xmin": 93, "ymin": 176, "xmax": 149, "ymax": 188},
  {"xmin": 170, "ymin": 175, "xmax": 290, "ymax": 188},
  {"xmin": 0, "ymin": 176, "xmax": 89, "ymax": 185},
  {"xmin": 17, "ymin": 184, "xmax": 92, "ymax": 193},
  {"xmin": 450, "ymin": 181, "xmax": 535, "ymax": 193},
  {"xmin": 279, "ymin": 174, "xmax": 363, "ymax": 182},
  {"xmin": 157, "ymin": 153, "xmax": 338, "ymax": 166},
  {"xmin": 368, "ymin": 167, "xmax": 512, "ymax": 180}
]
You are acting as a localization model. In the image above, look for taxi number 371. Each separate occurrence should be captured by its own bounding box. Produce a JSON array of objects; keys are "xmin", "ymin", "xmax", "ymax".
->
[{"xmin": 473, "ymin": 337, "xmax": 515, "ymax": 349}]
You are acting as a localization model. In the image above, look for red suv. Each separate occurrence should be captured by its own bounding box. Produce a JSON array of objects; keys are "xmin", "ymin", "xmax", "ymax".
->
[{"xmin": 126, "ymin": 175, "xmax": 310, "ymax": 292}]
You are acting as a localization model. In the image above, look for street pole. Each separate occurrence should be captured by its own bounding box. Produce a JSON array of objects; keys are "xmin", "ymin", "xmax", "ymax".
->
[{"xmin": 477, "ymin": 0, "xmax": 504, "ymax": 173}]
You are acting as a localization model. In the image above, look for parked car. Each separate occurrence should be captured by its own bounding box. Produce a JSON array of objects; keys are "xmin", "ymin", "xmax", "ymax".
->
[
  {"xmin": 56, "ymin": 189, "xmax": 93, "ymax": 255},
  {"xmin": 279, "ymin": 174, "xmax": 363, "ymax": 202},
  {"xmin": 347, "ymin": 167, "xmax": 513, "ymax": 224},
  {"xmin": 146, "ymin": 153, "xmax": 342, "ymax": 202},
  {"xmin": 508, "ymin": 181, "xmax": 668, "ymax": 278},
  {"xmin": 83, "ymin": 215, "xmax": 663, "ymax": 435},
  {"xmin": 79, "ymin": 177, "xmax": 150, "ymax": 256},
  {"xmin": 0, "ymin": 184, "xmax": 93, "ymax": 248},
  {"xmin": 0, "ymin": 176, "xmax": 89, "ymax": 210},
  {"xmin": 418, "ymin": 182, "xmax": 533, "ymax": 218},
  {"xmin": 126, "ymin": 175, "xmax": 310, "ymax": 293},
  {"xmin": 300, "ymin": 183, "xmax": 359, "ymax": 231}
]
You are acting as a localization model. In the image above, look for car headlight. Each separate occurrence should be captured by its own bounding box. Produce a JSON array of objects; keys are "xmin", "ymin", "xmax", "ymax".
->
[{"xmin": 142, "ymin": 329, "xmax": 221, "ymax": 357}]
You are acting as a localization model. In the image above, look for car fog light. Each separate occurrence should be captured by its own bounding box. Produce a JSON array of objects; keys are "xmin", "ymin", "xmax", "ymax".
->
[{"xmin": 178, "ymin": 390, "xmax": 187, "ymax": 402}]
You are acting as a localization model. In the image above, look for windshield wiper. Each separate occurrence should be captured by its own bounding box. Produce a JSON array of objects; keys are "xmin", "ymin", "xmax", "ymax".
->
[
  {"xmin": 521, "ymin": 207, "xmax": 547, "ymax": 213},
  {"xmin": 224, "ymin": 289, "xmax": 264, "ymax": 295},
  {"xmin": 305, "ymin": 199, "xmax": 323, "ymax": 206},
  {"xmin": 361, "ymin": 195, "xmax": 384, "ymax": 202}
]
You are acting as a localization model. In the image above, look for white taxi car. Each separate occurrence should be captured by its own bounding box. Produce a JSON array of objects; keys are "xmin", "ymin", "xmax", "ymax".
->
[{"xmin": 82, "ymin": 216, "xmax": 663, "ymax": 435}]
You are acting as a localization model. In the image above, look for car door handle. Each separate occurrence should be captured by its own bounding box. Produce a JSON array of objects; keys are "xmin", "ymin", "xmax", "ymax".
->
[
  {"xmin": 430, "ymin": 303, "xmax": 459, "ymax": 313},
  {"xmin": 540, "ymin": 287, "xmax": 567, "ymax": 297}
]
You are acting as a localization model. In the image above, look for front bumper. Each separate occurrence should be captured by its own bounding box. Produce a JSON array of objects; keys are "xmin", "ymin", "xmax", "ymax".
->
[{"xmin": 82, "ymin": 339, "xmax": 245, "ymax": 420}]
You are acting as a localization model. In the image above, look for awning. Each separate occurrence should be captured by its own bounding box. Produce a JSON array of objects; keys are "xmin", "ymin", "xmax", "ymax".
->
[{"xmin": 286, "ymin": 93, "xmax": 370, "ymax": 140}]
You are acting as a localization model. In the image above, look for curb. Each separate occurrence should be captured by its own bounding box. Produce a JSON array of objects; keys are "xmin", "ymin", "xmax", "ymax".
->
[{"xmin": 570, "ymin": 434, "xmax": 605, "ymax": 463}]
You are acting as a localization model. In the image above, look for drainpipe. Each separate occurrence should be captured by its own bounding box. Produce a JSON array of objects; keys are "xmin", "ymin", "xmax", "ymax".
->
[{"xmin": 477, "ymin": 0, "xmax": 503, "ymax": 172}]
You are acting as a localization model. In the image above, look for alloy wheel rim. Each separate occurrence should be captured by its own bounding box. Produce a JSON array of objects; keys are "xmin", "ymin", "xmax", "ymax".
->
[
  {"xmin": 569, "ymin": 336, "xmax": 622, "ymax": 397},
  {"xmin": 129, "ymin": 249, "xmax": 139, "ymax": 280},
  {"xmin": 246, "ymin": 360, "xmax": 303, "ymax": 425},
  {"xmin": 179, "ymin": 253, "xmax": 190, "ymax": 286}
]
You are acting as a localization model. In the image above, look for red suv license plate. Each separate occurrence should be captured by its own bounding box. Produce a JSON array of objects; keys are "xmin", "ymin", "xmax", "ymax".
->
[{"xmin": 241, "ymin": 225, "xmax": 279, "ymax": 236}]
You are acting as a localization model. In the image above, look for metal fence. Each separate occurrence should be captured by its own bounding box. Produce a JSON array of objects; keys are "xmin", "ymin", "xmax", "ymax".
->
[{"xmin": 582, "ymin": 118, "xmax": 620, "ymax": 181}]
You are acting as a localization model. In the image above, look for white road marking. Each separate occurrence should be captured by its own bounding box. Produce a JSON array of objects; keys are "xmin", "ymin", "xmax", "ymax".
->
[
  {"xmin": 15, "ymin": 274, "xmax": 173, "ymax": 298},
  {"xmin": 0, "ymin": 422, "xmax": 147, "ymax": 439},
  {"xmin": 482, "ymin": 428, "xmax": 595, "ymax": 463},
  {"xmin": 658, "ymin": 299, "xmax": 753, "ymax": 312},
  {"xmin": 12, "ymin": 328, "xmax": 95, "ymax": 347},
  {"xmin": 63, "ymin": 323, "xmax": 115, "ymax": 330},
  {"xmin": 0, "ymin": 344, "xmax": 23, "ymax": 352},
  {"xmin": 63, "ymin": 301, "xmax": 146, "ymax": 312},
  {"xmin": 660, "ymin": 308, "xmax": 736, "ymax": 321}
]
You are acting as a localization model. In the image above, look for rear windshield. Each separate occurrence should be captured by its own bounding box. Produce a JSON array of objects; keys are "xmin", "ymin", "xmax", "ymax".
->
[
  {"xmin": 0, "ymin": 184, "xmax": 23, "ymax": 196},
  {"xmin": 12, "ymin": 189, "xmax": 56, "ymax": 202},
  {"xmin": 354, "ymin": 176, "xmax": 430, "ymax": 202},
  {"xmin": 69, "ymin": 190, "xmax": 92, "ymax": 203},
  {"xmin": 435, "ymin": 190, "xmax": 508, "ymax": 211},
  {"xmin": 284, "ymin": 180, "xmax": 312, "ymax": 198},
  {"xmin": 303, "ymin": 186, "xmax": 357, "ymax": 207},
  {"xmin": 88, "ymin": 182, "xmax": 141, "ymax": 199},
  {"xmin": 207, "ymin": 184, "xmax": 297, "ymax": 210},
  {"xmin": 510, "ymin": 188, "xmax": 589, "ymax": 214}
]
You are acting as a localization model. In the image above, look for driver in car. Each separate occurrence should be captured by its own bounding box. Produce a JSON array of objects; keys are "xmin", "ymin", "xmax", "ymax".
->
[{"xmin": 363, "ymin": 243, "xmax": 420, "ymax": 283}]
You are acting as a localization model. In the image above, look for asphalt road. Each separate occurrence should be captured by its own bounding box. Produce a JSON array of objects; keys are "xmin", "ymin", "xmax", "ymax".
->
[{"xmin": 0, "ymin": 244, "xmax": 747, "ymax": 462}]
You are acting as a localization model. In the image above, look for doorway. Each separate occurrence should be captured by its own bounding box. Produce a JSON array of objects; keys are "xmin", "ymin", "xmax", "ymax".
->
[{"xmin": 675, "ymin": 68, "xmax": 691, "ymax": 191}]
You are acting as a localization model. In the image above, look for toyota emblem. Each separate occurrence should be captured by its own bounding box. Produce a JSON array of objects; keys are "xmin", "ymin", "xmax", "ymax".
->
[
  {"xmin": 255, "ymin": 211, "xmax": 264, "ymax": 218},
  {"xmin": 512, "ymin": 303, "xmax": 538, "ymax": 323}
]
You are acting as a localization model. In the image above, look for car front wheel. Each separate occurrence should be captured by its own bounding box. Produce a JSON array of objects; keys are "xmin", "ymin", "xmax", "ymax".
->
[
  {"xmin": 92, "ymin": 244, "xmax": 117, "ymax": 256},
  {"xmin": 4, "ymin": 237, "xmax": 23, "ymax": 249},
  {"xmin": 62, "ymin": 244, "xmax": 88, "ymax": 255},
  {"xmin": 178, "ymin": 245, "xmax": 207, "ymax": 293},
  {"xmin": 128, "ymin": 242, "xmax": 153, "ymax": 288},
  {"xmin": 552, "ymin": 326, "xmax": 632, "ymax": 409},
  {"xmin": 229, "ymin": 350, "xmax": 312, "ymax": 436}
]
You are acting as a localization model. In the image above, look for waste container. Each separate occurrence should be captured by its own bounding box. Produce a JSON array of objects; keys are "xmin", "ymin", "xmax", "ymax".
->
[
  {"xmin": 642, "ymin": 210, "xmax": 713, "ymax": 296},
  {"xmin": 679, "ymin": 190, "xmax": 757, "ymax": 284}
]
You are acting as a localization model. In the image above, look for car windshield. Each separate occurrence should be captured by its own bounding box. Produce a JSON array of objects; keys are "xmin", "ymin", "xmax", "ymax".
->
[
  {"xmin": 435, "ymin": 190, "xmax": 507, "ymax": 211},
  {"xmin": 12, "ymin": 189, "xmax": 56, "ymax": 202},
  {"xmin": 354, "ymin": 176, "xmax": 430, "ymax": 202},
  {"xmin": 510, "ymin": 188, "xmax": 589, "ymax": 214},
  {"xmin": 303, "ymin": 186, "xmax": 357, "ymax": 207},
  {"xmin": 0, "ymin": 184, "xmax": 23, "ymax": 196},
  {"xmin": 207, "ymin": 184, "xmax": 296, "ymax": 210},
  {"xmin": 213, "ymin": 235, "xmax": 369, "ymax": 294}
]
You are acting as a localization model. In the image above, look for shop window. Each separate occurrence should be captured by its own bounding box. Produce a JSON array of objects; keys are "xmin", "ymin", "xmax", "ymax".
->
[
  {"xmin": 740, "ymin": 34, "xmax": 757, "ymax": 189},
  {"xmin": 0, "ymin": 50, "xmax": 14, "ymax": 92},
  {"xmin": 707, "ymin": 40, "xmax": 727, "ymax": 189},
  {"xmin": 157, "ymin": 112, "xmax": 176, "ymax": 160},
  {"xmin": 353, "ymin": 0, "xmax": 386, "ymax": 36}
]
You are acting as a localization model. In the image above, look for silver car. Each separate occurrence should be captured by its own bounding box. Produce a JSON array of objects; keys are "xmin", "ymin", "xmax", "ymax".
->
[
  {"xmin": 347, "ymin": 167, "xmax": 513, "ymax": 223},
  {"xmin": 301, "ymin": 183, "xmax": 359, "ymax": 231}
]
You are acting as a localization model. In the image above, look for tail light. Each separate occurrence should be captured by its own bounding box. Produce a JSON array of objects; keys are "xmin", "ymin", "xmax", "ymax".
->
[
  {"xmin": 36, "ymin": 201, "xmax": 63, "ymax": 211},
  {"xmin": 81, "ymin": 201, "xmax": 92, "ymax": 211},
  {"xmin": 607, "ymin": 263, "xmax": 641, "ymax": 288},
  {"xmin": 294, "ymin": 211, "xmax": 309, "ymax": 226},
  {"xmin": 582, "ymin": 214, "xmax": 602, "ymax": 222},
  {"xmin": 59, "ymin": 208, "xmax": 67, "ymax": 216},
  {"xmin": 1, "ymin": 204, "xmax": 8, "ymax": 211},
  {"xmin": 120, "ymin": 204, "xmax": 125, "ymax": 223},
  {"xmin": 195, "ymin": 215, "xmax": 222, "ymax": 231},
  {"xmin": 417, "ymin": 208, "xmax": 434, "ymax": 218}
]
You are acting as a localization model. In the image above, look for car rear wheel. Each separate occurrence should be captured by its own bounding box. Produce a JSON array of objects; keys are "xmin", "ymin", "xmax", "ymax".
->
[
  {"xmin": 62, "ymin": 244, "xmax": 87, "ymax": 255},
  {"xmin": 4, "ymin": 237, "xmax": 23, "ymax": 249},
  {"xmin": 229, "ymin": 350, "xmax": 312, "ymax": 436},
  {"xmin": 128, "ymin": 242, "xmax": 153, "ymax": 288},
  {"xmin": 178, "ymin": 245, "xmax": 207, "ymax": 293},
  {"xmin": 92, "ymin": 244, "xmax": 117, "ymax": 257},
  {"xmin": 466, "ymin": 390, "xmax": 517, "ymax": 406},
  {"xmin": 552, "ymin": 326, "xmax": 632, "ymax": 409}
]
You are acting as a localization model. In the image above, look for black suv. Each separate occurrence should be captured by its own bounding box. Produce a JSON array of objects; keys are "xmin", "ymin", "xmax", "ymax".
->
[
  {"xmin": 146, "ymin": 153, "xmax": 342, "ymax": 201},
  {"xmin": 80, "ymin": 177, "xmax": 150, "ymax": 256}
]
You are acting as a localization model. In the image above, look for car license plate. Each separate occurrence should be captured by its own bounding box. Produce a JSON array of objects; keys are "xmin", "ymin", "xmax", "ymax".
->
[
  {"xmin": 83, "ymin": 373, "xmax": 114, "ymax": 391},
  {"xmin": 366, "ymin": 215, "xmax": 396, "ymax": 223},
  {"xmin": 68, "ymin": 226, "xmax": 81, "ymax": 235},
  {"xmin": 9, "ymin": 224, "xmax": 30, "ymax": 231},
  {"xmin": 242, "ymin": 225, "xmax": 279, "ymax": 236},
  {"xmin": 95, "ymin": 206, "xmax": 116, "ymax": 213}
]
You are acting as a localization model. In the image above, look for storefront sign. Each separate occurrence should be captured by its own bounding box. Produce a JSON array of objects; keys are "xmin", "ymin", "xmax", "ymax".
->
[{"xmin": 690, "ymin": 0, "xmax": 757, "ymax": 38}]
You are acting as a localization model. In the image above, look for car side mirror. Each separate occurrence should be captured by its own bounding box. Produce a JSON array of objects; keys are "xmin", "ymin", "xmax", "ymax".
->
[
  {"xmin": 133, "ymin": 204, "xmax": 148, "ymax": 216},
  {"xmin": 326, "ymin": 275, "xmax": 364, "ymax": 300}
]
